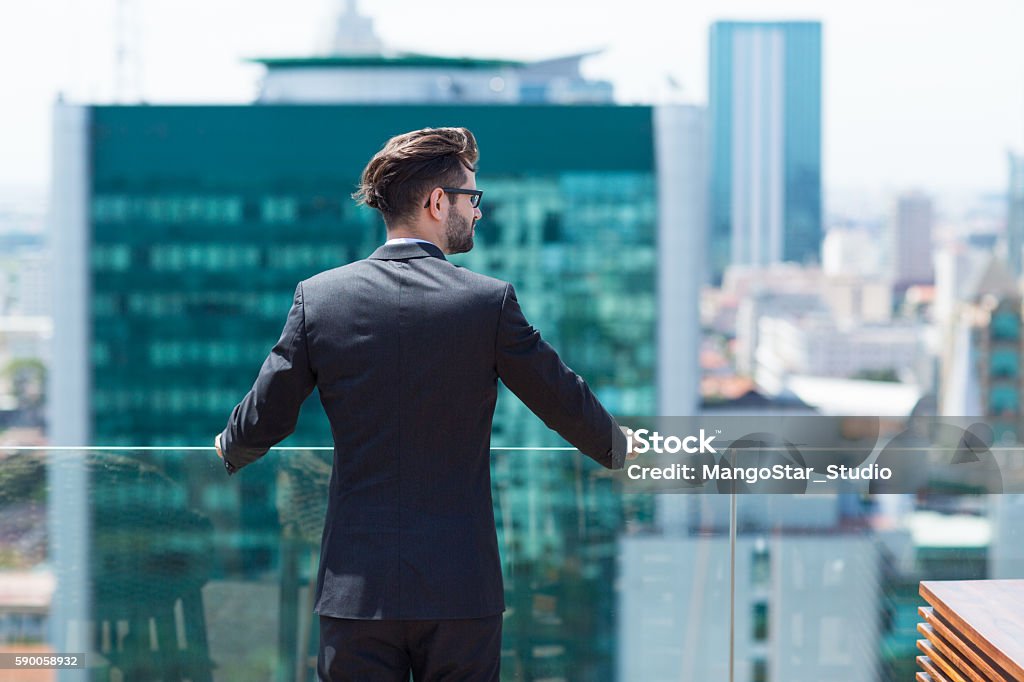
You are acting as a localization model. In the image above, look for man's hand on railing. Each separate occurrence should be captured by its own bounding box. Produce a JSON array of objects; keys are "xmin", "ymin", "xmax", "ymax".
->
[
  {"xmin": 621, "ymin": 426, "xmax": 639, "ymax": 461},
  {"xmin": 214, "ymin": 433, "xmax": 224, "ymax": 460}
]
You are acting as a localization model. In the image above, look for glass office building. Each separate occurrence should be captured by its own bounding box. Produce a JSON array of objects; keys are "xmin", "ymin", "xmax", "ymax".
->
[
  {"xmin": 708, "ymin": 21, "xmax": 822, "ymax": 282},
  {"xmin": 51, "ymin": 103, "xmax": 659, "ymax": 679},
  {"xmin": 83, "ymin": 104, "xmax": 656, "ymax": 444}
]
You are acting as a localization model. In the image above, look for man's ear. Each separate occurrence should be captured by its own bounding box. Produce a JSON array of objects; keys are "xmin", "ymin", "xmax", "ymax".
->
[{"xmin": 428, "ymin": 188, "xmax": 445, "ymax": 220}]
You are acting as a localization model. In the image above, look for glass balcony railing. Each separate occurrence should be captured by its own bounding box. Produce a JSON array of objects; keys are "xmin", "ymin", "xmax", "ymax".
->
[{"xmin": 0, "ymin": 444, "xmax": 1020, "ymax": 681}]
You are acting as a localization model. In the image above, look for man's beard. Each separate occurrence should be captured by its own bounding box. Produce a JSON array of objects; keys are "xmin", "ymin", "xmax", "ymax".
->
[{"xmin": 445, "ymin": 210, "xmax": 475, "ymax": 255}]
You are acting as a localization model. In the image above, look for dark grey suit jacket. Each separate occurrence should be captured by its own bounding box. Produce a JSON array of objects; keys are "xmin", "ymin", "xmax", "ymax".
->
[{"xmin": 220, "ymin": 240, "xmax": 627, "ymax": 620}]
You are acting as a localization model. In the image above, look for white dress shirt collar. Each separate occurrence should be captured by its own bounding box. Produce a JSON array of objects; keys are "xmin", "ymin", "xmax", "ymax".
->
[{"xmin": 385, "ymin": 237, "xmax": 439, "ymax": 248}]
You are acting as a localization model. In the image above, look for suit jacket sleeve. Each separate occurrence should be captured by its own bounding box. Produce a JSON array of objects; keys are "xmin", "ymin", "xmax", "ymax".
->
[
  {"xmin": 219, "ymin": 282, "xmax": 316, "ymax": 474},
  {"xmin": 495, "ymin": 283, "xmax": 628, "ymax": 470}
]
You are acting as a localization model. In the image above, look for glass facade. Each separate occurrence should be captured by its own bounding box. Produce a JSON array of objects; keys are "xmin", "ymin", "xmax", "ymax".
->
[
  {"xmin": 708, "ymin": 21, "xmax": 822, "ymax": 282},
  {"xmin": 83, "ymin": 104, "xmax": 657, "ymax": 680},
  {"xmin": 974, "ymin": 299, "xmax": 1024, "ymax": 435},
  {"xmin": 88, "ymin": 104, "xmax": 655, "ymax": 447}
]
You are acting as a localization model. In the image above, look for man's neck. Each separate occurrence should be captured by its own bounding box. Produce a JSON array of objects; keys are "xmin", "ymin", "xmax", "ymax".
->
[{"xmin": 385, "ymin": 228, "xmax": 440, "ymax": 249}]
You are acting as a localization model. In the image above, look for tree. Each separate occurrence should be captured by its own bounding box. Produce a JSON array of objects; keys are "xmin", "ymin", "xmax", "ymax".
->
[{"xmin": 2, "ymin": 357, "xmax": 46, "ymax": 409}]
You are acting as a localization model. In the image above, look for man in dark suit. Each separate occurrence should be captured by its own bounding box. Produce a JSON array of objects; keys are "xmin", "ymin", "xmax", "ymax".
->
[{"xmin": 215, "ymin": 127, "xmax": 631, "ymax": 681}]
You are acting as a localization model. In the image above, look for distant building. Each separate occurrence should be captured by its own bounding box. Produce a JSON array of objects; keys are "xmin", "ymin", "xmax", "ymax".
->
[
  {"xmin": 939, "ymin": 256, "xmax": 1019, "ymax": 421},
  {"xmin": 319, "ymin": 0, "xmax": 383, "ymax": 56},
  {"xmin": 260, "ymin": 0, "xmax": 615, "ymax": 105},
  {"xmin": 0, "ymin": 192, "xmax": 49, "ymax": 328},
  {"xmin": 721, "ymin": 263, "xmax": 823, "ymax": 300},
  {"xmin": 255, "ymin": 52, "xmax": 613, "ymax": 105},
  {"xmin": 725, "ymin": 263, "xmax": 892, "ymax": 377},
  {"xmin": 972, "ymin": 286, "xmax": 1020, "ymax": 421},
  {"xmin": 735, "ymin": 291, "xmax": 827, "ymax": 376},
  {"xmin": 992, "ymin": 495, "xmax": 1024, "ymax": 579},
  {"xmin": 256, "ymin": 53, "xmax": 524, "ymax": 104},
  {"xmin": 937, "ymin": 254, "xmax": 1024, "ymax": 583},
  {"xmin": 0, "ymin": 317, "xmax": 51, "ymax": 364},
  {"xmin": 933, "ymin": 240, "xmax": 991, "ymax": 329},
  {"xmin": 10, "ymin": 252, "xmax": 50, "ymax": 318},
  {"xmin": 937, "ymin": 202, "xmax": 1024, "ymax": 582},
  {"xmin": 891, "ymin": 192, "xmax": 935, "ymax": 292},
  {"xmin": 823, "ymin": 275, "xmax": 893, "ymax": 326},
  {"xmin": 657, "ymin": 105, "xmax": 707, "ymax": 416},
  {"xmin": 708, "ymin": 21, "xmax": 822, "ymax": 282},
  {"xmin": 0, "ymin": 571, "xmax": 53, "ymax": 645},
  {"xmin": 756, "ymin": 316, "xmax": 921, "ymax": 387},
  {"xmin": 823, "ymin": 228, "xmax": 882, "ymax": 278},
  {"xmin": 1008, "ymin": 152, "xmax": 1024, "ymax": 279},
  {"xmin": 257, "ymin": 1, "xmax": 612, "ymax": 108},
  {"xmin": 620, "ymin": 496, "xmax": 880, "ymax": 682}
]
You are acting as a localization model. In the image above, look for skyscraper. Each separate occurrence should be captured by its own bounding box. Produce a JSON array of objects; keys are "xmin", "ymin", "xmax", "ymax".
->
[
  {"xmin": 49, "ymin": 100, "xmax": 657, "ymax": 676},
  {"xmin": 47, "ymin": 3, "xmax": 709, "ymax": 671},
  {"xmin": 935, "ymin": 255, "xmax": 1024, "ymax": 583},
  {"xmin": 708, "ymin": 21, "xmax": 823, "ymax": 283},
  {"xmin": 1007, "ymin": 151, "xmax": 1024, "ymax": 279},
  {"xmin": 48, "ymin": 49, "xmax": 708, "ymax": 675},
  {"xmin": 891, "ymin": 191, "xmax": 935, "ymax": 291}
]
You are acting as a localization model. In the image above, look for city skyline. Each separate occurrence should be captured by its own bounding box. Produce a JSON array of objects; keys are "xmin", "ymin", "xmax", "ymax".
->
[{"xmin": 2, "ymin": 0, "xmax": 1023, "ymax": 194}]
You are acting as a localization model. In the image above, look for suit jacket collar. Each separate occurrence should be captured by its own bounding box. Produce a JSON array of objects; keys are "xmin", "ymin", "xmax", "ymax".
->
[{"xmin": 369, "ymin": 241, "xmax": 447, "ymax": 261}]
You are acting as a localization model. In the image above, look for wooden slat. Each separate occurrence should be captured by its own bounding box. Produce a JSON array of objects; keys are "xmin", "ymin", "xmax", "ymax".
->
[
  {"xmin": 918, "ymin": 640, "xmax": 968, "ymax": 682},
  {"xmin": 920, "ymin": 580, "xmax": 1024, "ymax": 680},
  {"xmin": 916, "ymin": 674, "xmax": 932, "ymax": 682},
  {"xmin": 917, "ymin": 655, "xmax": 952, "ymax": 682},
  {"xmin": 918, "ymin": 622, "xmax": 987, "ymax": 682},
  {"xmin": 919, "ymin": 606, "xmax": 1013, "ymax": 681}
]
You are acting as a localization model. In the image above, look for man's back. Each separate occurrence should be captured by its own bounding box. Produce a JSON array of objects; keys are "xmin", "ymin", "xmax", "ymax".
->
[
  {"xmin": 217, "ymin": 126, "xmax": 628, "ymax": 680},
  {"xmin": 307, "ymin": 240, "xmax": 507, "ymax": 619},
  {"xmin": 220, "ymin": 240, "xmax": 625, "ymax": 620}
]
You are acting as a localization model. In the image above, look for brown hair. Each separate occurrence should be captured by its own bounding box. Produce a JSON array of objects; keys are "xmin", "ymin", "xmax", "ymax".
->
[{"xmin": 353, "ymin": 127, "xmax": 479, "ymax": 225}]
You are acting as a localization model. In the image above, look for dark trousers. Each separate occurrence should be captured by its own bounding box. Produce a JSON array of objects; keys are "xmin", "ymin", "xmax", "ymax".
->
[{"xmin": 318, "ymin": 614, "xmax": 502, "ymax": 681}]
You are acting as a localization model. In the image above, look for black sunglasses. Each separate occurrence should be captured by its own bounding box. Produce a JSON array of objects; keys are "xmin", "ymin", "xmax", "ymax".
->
[{"xmin": 423, "ymin": 187, "xmax": 484, "ymax": 209}]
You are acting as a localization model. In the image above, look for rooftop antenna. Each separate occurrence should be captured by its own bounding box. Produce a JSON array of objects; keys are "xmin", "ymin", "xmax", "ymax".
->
[{"xmin": 114, "ymin": 0, "xmax": 143, "ymax": 102}]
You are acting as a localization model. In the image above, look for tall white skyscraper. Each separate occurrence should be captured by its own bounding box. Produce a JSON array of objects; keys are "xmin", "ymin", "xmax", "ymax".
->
[
  {"xmin": 709, "ymin": 22, "xmax": 822, "ymax": 283},
  {"xmin": 655, "ymin": 104, "xmax": 707, "ymax": 416}
]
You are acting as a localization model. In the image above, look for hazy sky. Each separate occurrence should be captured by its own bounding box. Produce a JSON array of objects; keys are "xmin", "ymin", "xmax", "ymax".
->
[{"xmin": 2, "ymin": 0, "xmax": 1023, "ymax": 196}]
